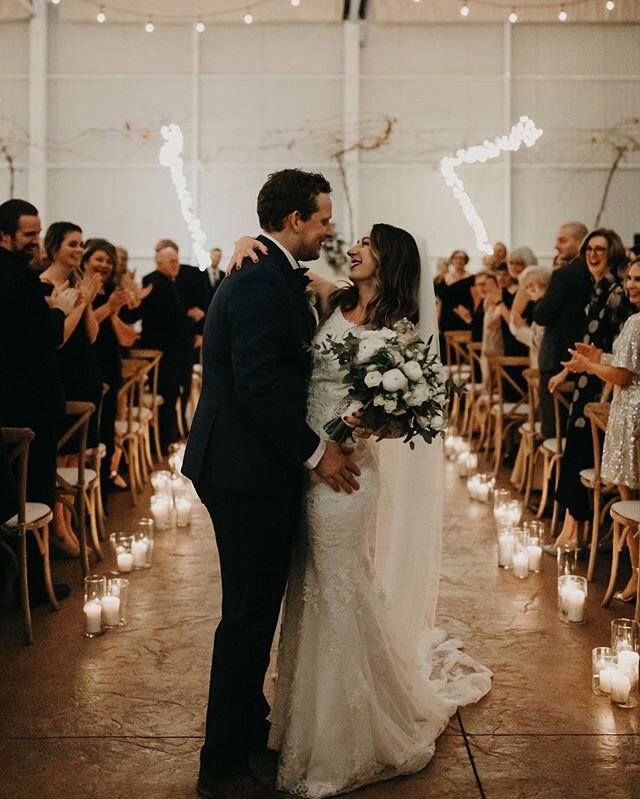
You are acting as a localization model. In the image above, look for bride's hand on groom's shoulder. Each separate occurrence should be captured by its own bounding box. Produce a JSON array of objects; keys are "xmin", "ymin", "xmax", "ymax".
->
[
  {"xmin": 226, "ymin": 236, "xmax": 269, "ymax": 274},
  {"xmin": 315, "ymin": 441, "xmax": 361, "ymax": 494}
]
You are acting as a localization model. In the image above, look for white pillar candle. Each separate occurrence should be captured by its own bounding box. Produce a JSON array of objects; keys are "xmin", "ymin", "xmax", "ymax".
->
[
  {"xmin": 498, "ymin": 532, "xmax": 514, "ymax": 567},
  {"xmin": 512, "ymin": 551, "xmax": 529, "ymax": 578},
  {"xmin": 151, "ymin": 496, "xmax": 172, "ymax": 530},
  {"xmin": 175, "ymin": 497, "xmax": 192, "ymax": 527},
  {"xmin": 117, "ymin": 551, "xmax": 134, "ymax": 573},
  {"xmin": 611, "ymin": 669, "xmax": 631, "ymax": 704},
  {"xmin": 457, "ymin": 452, "xmax": 469, "ymax": 477},
  {"xmin": 527, "ymin": 544, "xmax": 542, "ymax": 572},
  {"xmin": 616, "ymin": 641, "xmax": 633, "ymax": 654},
  {"xmin": 131, "ymin": 539, "xmax": 148, "ymax": 568},
  {"xmin": 444, "ymin": 435, "xmax": 456, "ymax": 458},
  {"xmin": 562, "ymin": 587, "xmax": 585, "ymax": 623},
  {"xmin": 617, "ymin": 650, "xmax": 639, "ymax": 689},
  {"xmin": 102, "ymin": 595, "xmax": 121, "ymax": 627},
  {"xmin": 84, "ymin": 600, "xmax": 102, "ymax": 634},
  {"xmin": 467, "ymin": 475, "xmax": 480, "ymax": 500},
  {"xmin": 476, "ymin": 483, "xmax": 490, "ymax": 503},
  {"xmin": 599, "ymin": 666, "xmax": 616, "ymax": 694}
]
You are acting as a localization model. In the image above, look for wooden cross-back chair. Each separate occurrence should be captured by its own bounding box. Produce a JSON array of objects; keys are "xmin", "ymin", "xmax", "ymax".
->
[
  {"xmin": 116, "ymin": 360, "xmax": 147, "ymax": 506},
  {"xmin": 128, "ymin": 348, "xmax": 164, "ymax": 465},
  {"xmin": 443, "ymin": 330, "xmax": 472, "ymax": 431},
  {"xmin": 484, "ymin": 355, "xmax": 530, "ymax": 474},
  {"xmin": 2, "ymin": 427, "xmax": 56, "ymax": 644}
]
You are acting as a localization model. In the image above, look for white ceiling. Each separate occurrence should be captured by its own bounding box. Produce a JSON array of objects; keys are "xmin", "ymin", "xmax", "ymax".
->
[{"xmin": 4, "ymin": 0, "xmax": 640, "ymax": 24}]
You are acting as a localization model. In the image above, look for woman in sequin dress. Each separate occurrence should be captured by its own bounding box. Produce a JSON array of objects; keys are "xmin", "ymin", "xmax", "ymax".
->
[
  {"xmin": 549, "ymin": 229, "xmax": 631, "ymax": 550},
  {"xmin": 562, "ymin": 259, "xmax": 640, "ymax": 600}
]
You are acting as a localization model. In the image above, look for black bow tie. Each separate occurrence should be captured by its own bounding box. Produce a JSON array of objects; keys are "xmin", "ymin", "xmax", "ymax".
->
[{"xmin": 293, "ymin": 267, "xmax": 311, "ymax": 289}]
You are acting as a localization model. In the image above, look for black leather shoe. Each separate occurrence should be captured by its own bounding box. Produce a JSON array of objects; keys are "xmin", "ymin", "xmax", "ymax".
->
[{"xmin": 196, "ymin": 771, "xmax": 277, "ymax": 799}]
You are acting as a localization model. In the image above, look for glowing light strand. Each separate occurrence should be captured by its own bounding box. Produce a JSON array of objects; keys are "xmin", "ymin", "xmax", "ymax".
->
[
  {"xmin": 159, "ymin": 124, "xmax": 209, "ymax": 270},
  {"xmin": 439, "ymin": 116, "xmax": 543, "ymax": 255}
]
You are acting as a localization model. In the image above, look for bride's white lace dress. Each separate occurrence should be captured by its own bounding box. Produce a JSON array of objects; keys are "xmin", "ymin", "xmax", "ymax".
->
[{"xmin": 268, "ymin": 308, "xmax": 491, "ymax": 798}]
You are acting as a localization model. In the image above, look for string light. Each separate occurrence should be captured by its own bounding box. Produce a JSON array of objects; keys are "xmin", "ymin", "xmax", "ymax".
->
[
  {"xmin": 195, "ymin": 20, "xmax": 205, "ymax": 32},
  {"xmin": 460, "ymin": 4, "xmax": 470, "ymax": 17},
  {"xmin": 145, "ymin": 19, "xmax": 154, "ymax": 32},
  {"xmin": 606, "ymin": 0, "xmax": 615, "ymax": 9},
  {"xmin": 96, "ymin": 7, "xmax": 106, "ymax": 23},
  {"xmin": 558, "ymin": 7, "xmax": 568, "ymax": 20},
  {"xmin": 159, "ymin": 124, "xmax": 210, "ymax": 271},
  {"xmin": 439, "ymin": 116, "xmax": 543, "ymax": 255},
  {"xmin": 291, "ymin": 0, "xmax": 301, "ymax": 6},
  {"xmin": 508, "ymin": 9, "xmax": 518, "ymax": 22},
  {"xmin": 50, "ymin": 0, "xmax": 61, "ymax": 5},
  {"xmin": 244, "ymin": 11, "xmax": 254, "ymax": 23}
]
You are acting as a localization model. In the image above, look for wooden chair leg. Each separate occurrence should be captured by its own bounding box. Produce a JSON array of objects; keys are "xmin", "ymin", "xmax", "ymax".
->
[
  {"xmin": 602, "ymin": 522, "xmax": 627, "ymax": 607},
  {"xmin": 587, "ymin": 488, "xmax": 601, "ymax": 582},
  {"xmin": 19, "ymin": 531, "xmax": 33, "ymax": 645},
  {"xmin": 151, "ymin": 416, "xmax": 163, "ymax": 465},
  {"xmin": 39, "ymin": 524, "xmax": 60, "ymax": 611},
  {"xmin": 536, "ymin": 453, "xmax": 551, "ymax": 519},
  {"xmin": 175, "ymin": 397, "xmax": 185, "ymax": 440},
  {"xmin": 525, "ymin": 446, "xmax": 538, "ymax": 510},
  {"xmin": 87, "ymin": 490, "xmax": 103, "ymax": 560},
  {"xmin": 75, "ymin": 492, "xmax": 90, "ymax": 578}
]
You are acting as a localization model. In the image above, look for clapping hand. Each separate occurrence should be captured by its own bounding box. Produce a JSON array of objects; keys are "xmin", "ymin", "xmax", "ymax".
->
[
  {"xmin": 226, "ymin": 236, "xmax": 269, "ymax": 274},
  {"xmin": 47, "ymin": 281, "xmax": 79, "ymax": 316},
  {"xmin": 187, "ymin": 306, "xmax": 206, "ymax": 322},
  {"xmin": 78, "ymin": 273, "xmax": 102, "ymax": 306},
  {"xmin": 453, "ymin": 304, "xmax": 472, "ymax": 325},
  {"xmin": 107, "ymin": 288, "xmax": 129, "ymax": 315}
]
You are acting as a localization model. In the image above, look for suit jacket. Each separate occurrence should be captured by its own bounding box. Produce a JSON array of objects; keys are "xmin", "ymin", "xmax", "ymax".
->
[
  {"xmin": 534, "ymin": 257, "xmax": 591, "ymax": 373},
  {"xmin": 0, "ymin": 246, "xmax": 65, "ymax": 428},
  {"xmin": 182, "ymin": 236, "xmax": 319, "ymax": 499},
  {"xmin": 175, "ymin": 264, "xmax": 223, "ymax": 335}
]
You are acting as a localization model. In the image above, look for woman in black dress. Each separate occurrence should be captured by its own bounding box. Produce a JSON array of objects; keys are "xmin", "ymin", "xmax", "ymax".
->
[
  {"xmin": 549, "ymin": 229, "xmax": 631, "ymax": 549},
  {"xmin": 437, "ymin": 249, "xmax": 475, "ymax": 362},
  {"xmin": 40, "ymin": 222, "xmax": 104, "ymax": 557}
]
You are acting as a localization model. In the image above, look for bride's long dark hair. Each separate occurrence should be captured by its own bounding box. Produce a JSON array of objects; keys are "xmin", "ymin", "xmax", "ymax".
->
[{"xmin": 329, "ymin": 223, "xmax": 420, "ymax": 329}]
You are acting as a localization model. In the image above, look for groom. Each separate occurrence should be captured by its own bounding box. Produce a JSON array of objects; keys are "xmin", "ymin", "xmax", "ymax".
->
[{"xmin": 182, "ymin": 169, "xmax": 361, "ymax": 799}]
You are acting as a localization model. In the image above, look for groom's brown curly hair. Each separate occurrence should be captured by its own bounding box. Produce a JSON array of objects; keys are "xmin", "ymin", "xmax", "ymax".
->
[
  {"xmin": 330, "ymin": 223, "xmax": 420, "ymax": 329},
  {"xmin": 257, "ymin": 169, "xmax": 331, "ymax": 232}
]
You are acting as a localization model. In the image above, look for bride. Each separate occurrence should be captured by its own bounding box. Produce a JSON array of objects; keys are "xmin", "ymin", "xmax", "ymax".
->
[{"xmin": 232, "ymin": 224, "xmax": 492, "ymax": 798}]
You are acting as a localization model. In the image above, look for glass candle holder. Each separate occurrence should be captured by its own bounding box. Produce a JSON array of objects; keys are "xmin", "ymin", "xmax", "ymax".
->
[
  {"xmin": 557, "ymin": 574, "xmax": 587, "ymax": 624},
  {"xmin": 617, "ymin": 649, "xmax": 640, "ymax": 691},
  {"xmin": 444, "ymin": 431, "xmax": 457, "ymax": 460},
  {"xmin": 611, "ymin": 618, "xmax": 640, "ymax": 653},
  {"xmin": 473, "ymin": 473, "xmax": 494, "ymax": 504},
  {"xmin": 592, "ymin": 647, "xmax": 617, "ymax": 695},
  {"xmin": 151, "ymin": 494, "xmax": 173, "ymax": 531},
  {"xmin": 526, "ymin": 535, "xmax": 542, "ymax": 573},
  {"xmin": 504, "ymin": 499, "xmax": 523, "ymax": 528},
  {"xmin": 523, "ymin": 519, "xmax": 545, "ymax": 543},
  {"xmin": 497, "ymin": 528, "xmax": 515, "ymax": 569},
  {"xmin": 168, "ymin": 451, "xmax": 184, "ymax": 476},
  {"xmin": 135, "ymin": 517, "xmax": 154, "ymax": 568},
  {"xmin": 557, "ymin": 545, "xmax": 578, "ymax": 577},
  {"xmin": 105, "ymin": 578, "xmax": 129, "ymax": 627},
  {"xmin": 457, "ymin": 451, "xmax": 477, "ymax": 478},
  {"xmin": 511, "ymin": 528, "xmax": 529, "ymax": 579},
  {"xmin": 175, "ymin": 496, "xmax": 193, "ymax": 528},
  {"xmin": 467, "ymin": 473, "xmax": 480, "ymax": 500},
  {"xmin": 110, "ymin": 532, "xmax": 134, "ymax": 574},
  {"xmin": 150, "ymin": 470, "xmax": 173, "ymax": 497},
  {"xmin": 83, "ymin": 574, "xmax": 106, "ymax": 638}
]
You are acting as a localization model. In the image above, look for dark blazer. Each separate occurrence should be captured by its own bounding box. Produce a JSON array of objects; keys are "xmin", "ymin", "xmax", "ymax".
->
[
  {"xmin": 0, "ymin": 247, "xmax": 65, "ymax": 428},
  {"xmin": 534, "ymin": 257, "xmax": 591, "ymax": 373},
  {"xmin": 182, "ymin": 236, "xmax": 319, "ymax": 499},
  {"xmin": 176, "ymin": 264, "xmax": 223, "ymax": 335}
]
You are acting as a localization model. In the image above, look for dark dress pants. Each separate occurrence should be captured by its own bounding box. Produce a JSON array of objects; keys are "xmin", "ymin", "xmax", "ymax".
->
[{"xmin": 201, "ymin": 486, "xmax": 301, "ymax": 776}]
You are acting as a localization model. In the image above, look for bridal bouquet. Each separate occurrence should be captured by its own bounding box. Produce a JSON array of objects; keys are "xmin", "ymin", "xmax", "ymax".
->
[{"xmin": 318, "ymin": 318, "xmax": 454, "ymax": 448}]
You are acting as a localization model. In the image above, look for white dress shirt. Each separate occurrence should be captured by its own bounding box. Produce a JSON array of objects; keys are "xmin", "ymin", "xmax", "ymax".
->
[{"xmin": 260, "ymin": 232, "xmax": 326, "ymax": 470}]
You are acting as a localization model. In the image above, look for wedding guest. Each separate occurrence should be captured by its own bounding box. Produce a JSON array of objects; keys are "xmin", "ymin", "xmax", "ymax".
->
[
  {"xmin": 82, "ymin": 238, "xmax": 129, "ymax": 499},
  {"xmin": 438, "ymin": 249, "xmax": 474, "ymax": 361},
  {"xmin": 508, "ymin": 265, "xmax": 552, "ymax": 370},
  {"xmin": 0, "ymin": 199, "xmax": 76, "ymax": 603},
  {"xmin": 549, "ymin": 229, "xmax": 631, "ymax": 550},
  {"xmin": 141, "ymin": 246, "xmax": 197, "ymax": 451},
  {"xmin": 533, "ymin": 221, "xmax": 590, "ymax": 437},
  {"xmin": 561, "ymin": 260, "xmax": 640, "ymax": 599},
  {"xmin": 480, "ymin": 272, "xmax": 505, "ymax": 387}
]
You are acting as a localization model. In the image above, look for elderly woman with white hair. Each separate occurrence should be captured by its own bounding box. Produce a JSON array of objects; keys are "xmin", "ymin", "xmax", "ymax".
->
[{"xmin": 508, "ymin": 264, "xmax": 553, "ymax": 370}]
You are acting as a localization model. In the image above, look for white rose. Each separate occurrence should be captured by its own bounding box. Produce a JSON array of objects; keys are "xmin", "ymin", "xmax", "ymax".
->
[
  {"xmin": 401, "ymin": 360, "xmax": 423, "ymax": 382},
  {"xmin": 431, "ymin": 413, "xmax": 445, "ymax": 431},
  {"xmin": 364, "ymin": 370, "xmax": 383, "ymax": 388},
  {"xmin": 381, "ymin": 368, "xmax": 408, "ymax": 392},
  {"xmin": 356, "ymin": 337, "xmax": 385, "ymax": 364},
  {"xmin": 383, "ymin": 398, "xmax": 397, "ymax": 413},
  {"xmin": 373, "ymin": 394, "xmax": 386, "ymax": 407}
]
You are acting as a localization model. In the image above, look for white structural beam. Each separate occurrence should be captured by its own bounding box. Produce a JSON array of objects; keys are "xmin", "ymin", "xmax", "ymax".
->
[
  {"xmin": 28, "ymin": 0, "xmax": 47, "ymax": 216},
  {"xmin": 17, "ymin": 0, "xmax": 35, "ymax": 15},
  {"xmin": 190, "ymin": 23, "xmax": 201, "ymax": 257},
  {"xmin": 502, "ymin": 22, "xmax": 512, "ymax": 248},
  {"xmin": 342, "ymin": 19, "xmax": 360, "ymax": 244}
]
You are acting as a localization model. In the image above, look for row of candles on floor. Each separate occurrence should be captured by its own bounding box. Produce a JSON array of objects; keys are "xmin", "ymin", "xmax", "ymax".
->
[
  {"xmin": 447, "ymin": 429, "xmax": 640, "ymax": 707},
  {"xmin": 83, "ymin": 444, "xmax": 194, "ymax": 636}
]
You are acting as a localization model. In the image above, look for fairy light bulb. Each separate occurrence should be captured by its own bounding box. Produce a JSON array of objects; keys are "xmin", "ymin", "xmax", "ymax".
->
[
  {"xmin": 96, "ymin": 8, "xmax": 106, "ymax": 23},
  {"xmin": 244, "ymin": 11, "xmax": 253, "ymax": 23},
  {"xmin": 291, "ymin": 0, "xmax": 301, "ymax": 6},
  {"xmin": 460, "ymin": 4, "xmax": 470, "ymax": 17},
  {"xmin": 145, "ymin": 20, "xmax": 154, "ymax": 32},
  {"xmin": 606, "ymin": 0, "xmax": 615, "ymax": 9},
  {"xmin": 558, "ymin": 7, "xmax": 568, "ymax": 20},
  {"xmin": 50, "ymin": 0, "xmax": 61, "ymax": 5},
  {"xmin": 508, "ymin": 9, "xmax": 518, "ymax": 23},
  {"xmin": 195, "ymin": 20, "xmax": 205, "ymax": 32}
]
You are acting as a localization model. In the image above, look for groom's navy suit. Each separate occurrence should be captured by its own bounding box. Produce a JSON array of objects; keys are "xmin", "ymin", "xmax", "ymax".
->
[{"xmin": 182, "ymin": 235, "xmax": 320, "ymax": 775}]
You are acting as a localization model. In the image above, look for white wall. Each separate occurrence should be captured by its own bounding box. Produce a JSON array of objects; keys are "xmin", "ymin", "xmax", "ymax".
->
[{"xmin": 0, "ymin": 10, "xmax": 639, "ymax": 276}]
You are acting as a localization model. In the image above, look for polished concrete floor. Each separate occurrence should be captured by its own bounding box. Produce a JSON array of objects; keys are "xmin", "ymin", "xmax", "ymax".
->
[{"xmin": 1, "ymin": 459, "xmax": 638, "ymax": 799}]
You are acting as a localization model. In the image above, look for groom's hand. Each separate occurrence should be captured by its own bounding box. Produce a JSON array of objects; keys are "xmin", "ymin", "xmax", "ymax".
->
[{"xmin": 315, "ymin": 441, "xmax": 361, "ymax": 494}]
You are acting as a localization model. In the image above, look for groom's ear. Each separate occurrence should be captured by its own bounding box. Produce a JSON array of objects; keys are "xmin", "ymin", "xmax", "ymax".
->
[{"xmin": 287, "ymin": 210, "xmax": 303, "ymax": 231}]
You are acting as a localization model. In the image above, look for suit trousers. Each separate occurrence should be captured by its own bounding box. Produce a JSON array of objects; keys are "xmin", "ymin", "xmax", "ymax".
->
[{"xmin": 201, "ymin": 486, "xmax": 302, "ymax": 776}]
